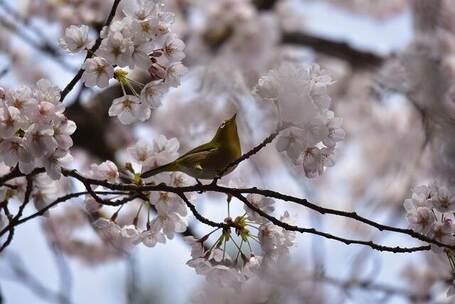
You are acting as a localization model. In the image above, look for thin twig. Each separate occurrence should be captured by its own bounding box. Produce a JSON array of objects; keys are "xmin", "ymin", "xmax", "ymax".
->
[
  {"xmin": 0, "ymin": 176, "xmax": 33, "ymax": 253},
  {"xmin": 320, "ymin": 275, "xmax": 432, "ymax": 302},
  {"xmin": 177, "ymin": 193, "xmax": 228, "ymax": 228},
  {"xmin": 0, "ymin": 16, "xmax": 75, "ymax": 72},
  {"xmin": 0, "ymin": 65, "xmax": 9, "ymax": 79},
  {"xmin": 232, "ymin": 193, "xmax": 431, "ymax": 253},
  {"xmin": 57, "ymin": 170, "xmax": 455, "ymax": 251},
  {"xmin": 212, "ymin": 129, "xmax": 281, "ymax": 183},
  {"xmin": 59, "ymin": 0, "xmax": 122, "ymax": 101},
  {"xmin": 44, "ymin": 219, "xmax": 73, "ymax": 303},
  {"xmin": 1, "ymin": 251, "xmax": 71, "ymax": 303},
  {"xmin": 0, "ymin": 190, "xmax": 129, "ymax": 238}
]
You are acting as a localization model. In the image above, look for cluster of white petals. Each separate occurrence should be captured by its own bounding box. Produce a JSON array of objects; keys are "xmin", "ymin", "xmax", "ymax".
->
[
  {"xmin": 60, "ymin": 0, "xmax": 188, "ymax": 125},
  {"xmin": 404, "ymin": 183, "xmax": 455, "ymax": 251},
  {"xmin": 127, "ymin": 135, "xmax": 179, "ymax": 173},
  {"xmin": 91, "ymin": 170, "xmax": 191, "ymax": 248},
  {"xmin": 90, "ymin": 160, "xmax": 119, "ymax": 183},
  {"xmin": 89, "ymin": 135, "xmax": 191, "ymax": 248},
  {"xmin": 192, "ymin": 257, "xmax": 313, "ymax": 304},
  {"xmin": 255, "ymin": 62, "xmax": 345, "ymax": 177},
  {"xmin": 0, "ymin": 81, "xmax": 75, "ymax": 179},
  {"xmin": 58, "ymin": 25, "xmax": 92, "ymax": 53},
  {"xmin": 185, "ymin": 192, "xmax": 296, "ymax": 288}
]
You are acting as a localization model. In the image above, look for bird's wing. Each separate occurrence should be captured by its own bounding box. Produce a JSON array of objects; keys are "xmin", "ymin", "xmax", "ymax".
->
[
  {"xmin": 176, "ymin": 147, "xmax": 218, "ymax": 172},
  {"xmin": 178, "ymin": 141, "xmax": 216, "ymax": 159}
]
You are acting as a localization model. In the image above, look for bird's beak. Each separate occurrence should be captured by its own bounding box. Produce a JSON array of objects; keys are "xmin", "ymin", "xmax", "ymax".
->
[{"xmin": 229, "ymin": 113, "xmax": 237, "ymax": 121}]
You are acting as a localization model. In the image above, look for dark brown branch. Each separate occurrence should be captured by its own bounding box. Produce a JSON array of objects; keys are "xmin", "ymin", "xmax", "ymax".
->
[
  {"xmin": 1, "ymin": 251, "xmax": 71, "ymax": 304},
  {"xmin": 232, "ymin": 193, "xmax": 430, "ymax": 253},
  {"xmin": 225, "ymin": 186, "xmax": 453, "ymax": 250},
  {"xmin": 54, "ymin": 169, "xmax": 452, "ymax": 251},
  {"xmin": 253, "ymin": 0, "xmax": 278, "ymax": 10},
  {"xmin": 0, "ymin": 17, "xmax": 75, "ymax": 72},
  {"xmin": 59, "ymin": 0, "xmax": 122, "ymax": 102},
  {"xmin": 0, "ymin": 167, "xmax": 44, "ymax": 186},
  {"xmin": 0, "ymin": 65, "xmax": 9, "ymax": 79},
  {"xmin": 0, "ymin": 190, "xmax": 129, "ymax": 238},
  {"xmin": 320, "ymin": 275, "xmax": 432, "ymax": 302},
  {"xmin": 0, "ymin": 2, "xmax": 59, "ymax": 52},
  {"xmin": 44, "ymin": 220, "xmax": 73, "ymax": 303},
  {"xmin": 0, "ymin": 166, "xmax": 19, "ymax": 186},
  {"xmin": 282, "ymin": 32, "xmax": 385, "ymax": 69},
  {"xmin": 212, "ymin": 129, "xmax": 281, "ymax": 183},
  {"xmin": 3, "ymin": 167, "xmax": 449, "ymax": 251},
  {"xmin": 56, "ymin": 170, "xmax": 452, "ymax": 251},
  {"xmin": 0, "ymin": 175, "xmax": 33, "ymax": 253},
  {"xmin": 177, "ymin": 193, "xmax": 227, "ymax": 228}
]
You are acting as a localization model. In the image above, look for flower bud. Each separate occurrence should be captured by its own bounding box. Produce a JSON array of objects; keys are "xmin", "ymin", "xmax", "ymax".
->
[{"xmin": 148, "ymin": 63, "xmax": 167, "ymax": 81}]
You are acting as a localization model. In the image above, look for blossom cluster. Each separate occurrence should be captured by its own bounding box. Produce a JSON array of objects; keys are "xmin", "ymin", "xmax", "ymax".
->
[
  {"xmin": 0, "ymin": 81, "xmax": 75, "ymax": 179},
  {"xmin": 255, "ymin": 62, "xmax": 345, "ymax": 177},
  {"xmin": 89, "ymin": 135, "xmax": 191, "ymax": 248},
  {"xmin": 185, "ymin": 194, "xmax": 296, "ymax": 288},
  {"xmin": 404, "ymin": 183, "xmax": 455, "ymax": 252},
  {"xmin": 59, "ymin": 0, "xmax": 187, "ymax": 124}
]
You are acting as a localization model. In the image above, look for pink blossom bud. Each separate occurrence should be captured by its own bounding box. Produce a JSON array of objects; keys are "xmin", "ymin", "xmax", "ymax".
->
[{"xmin": 148, "ymin": 63, "xmax": 167, "ymax": 81}]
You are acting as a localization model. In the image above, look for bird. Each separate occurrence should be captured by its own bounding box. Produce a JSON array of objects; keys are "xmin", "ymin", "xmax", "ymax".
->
[{"xmin": 141, "ymin": 113, "xmax": 241, "ymax": 180}]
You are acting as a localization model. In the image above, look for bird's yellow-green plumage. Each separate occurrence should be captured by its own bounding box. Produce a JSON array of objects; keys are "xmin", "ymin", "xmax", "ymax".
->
[{"xmin": 141, "ymin": 113, "xmax": 241, "ymax": 180}]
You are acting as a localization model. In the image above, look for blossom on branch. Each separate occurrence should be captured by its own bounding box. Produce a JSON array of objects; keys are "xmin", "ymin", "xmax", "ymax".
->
[
  {"xmin": 59, "ymin": 24, "xmax": 92, "ymax": 54},
  {"xmin": 255, "ymin": 63, "xmax": 345, "ymax": 178},
  {"xmin": 0, "ymin": 81, "xmax": 75, "ymax": 179}
]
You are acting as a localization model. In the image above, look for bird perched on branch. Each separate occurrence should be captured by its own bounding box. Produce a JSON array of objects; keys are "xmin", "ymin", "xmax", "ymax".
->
[{"xmin": 141, "ymin": 113, "xmax": 241, "ymax": 180}]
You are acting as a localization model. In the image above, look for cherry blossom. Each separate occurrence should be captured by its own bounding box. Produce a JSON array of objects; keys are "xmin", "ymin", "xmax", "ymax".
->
[
  {"xmin": 81, "ymin": 57, "xmax": 114, "ymax": 88},
  {"xmin": 0, "ymin": 81, "xmax": 75, "ymax": 179},
  {"xmin": 108, "ymin": 95, "xmax": 150, "ymax": 124},
  {"xmin": 245, "ymin": 194, "xmax": 275, "ymax": 224},
  {"xmin": 90, "ymin": 160, "xmax": 119, "ymax": 183},
  {"xmin": 59, "ymin": 25, "xmax": 91, "ymax": 53},
  {"xmin": 255, "ymin": 62, "xmax": 344, "ymax": 178}
]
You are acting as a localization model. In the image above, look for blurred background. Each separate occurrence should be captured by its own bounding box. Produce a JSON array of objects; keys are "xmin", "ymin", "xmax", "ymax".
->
[{"xmin": 1, "ymin": 0, "xmax": 454, "ymax": 303}]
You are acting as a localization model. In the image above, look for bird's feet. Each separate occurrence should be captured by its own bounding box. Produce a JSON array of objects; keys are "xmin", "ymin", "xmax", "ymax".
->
[{"xmin": 195, "ymin": 178, "xmax": 203, "ymax": 193}]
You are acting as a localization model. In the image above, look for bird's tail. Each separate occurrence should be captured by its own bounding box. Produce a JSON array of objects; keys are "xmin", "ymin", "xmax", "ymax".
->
[{"xmin": 141, "ymin": 162, "xmax": 177, "ymax": 179}]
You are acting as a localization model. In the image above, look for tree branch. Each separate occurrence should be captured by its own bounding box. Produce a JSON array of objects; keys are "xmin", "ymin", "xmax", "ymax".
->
[
  {"xmin": 212, "ymin": 129, "xmax": 281, "ymax": 183},
  {"xmin": 320, "ymin": 274, "xmax": 432, "ymax": 302},
  {"xmin": 233, "ymin": 193, "xmax": 430, "ymax": 253},
  {"xmin": 1, "ymin": 166, "xmax": 449, "ymax": 253},
  {"xmin": 0, "ymin": 175, "xmax": 33, "ymax": 253},
  {"xmin": 59, "ymin": 0, "xmax": 122, "ymax": 102},
  {"xmin": 282, "ymin": 32, "xmax": 385, "ymax": 69}
]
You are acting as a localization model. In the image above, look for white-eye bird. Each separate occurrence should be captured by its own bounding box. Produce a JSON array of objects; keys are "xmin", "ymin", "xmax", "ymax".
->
[{"xmin": 141, "ymin": 113, "xmax": 241, "ymax": 180}]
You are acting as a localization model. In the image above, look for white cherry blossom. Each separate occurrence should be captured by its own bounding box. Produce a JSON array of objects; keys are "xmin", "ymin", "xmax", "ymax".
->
[
  {"xmin": 90, "ymin": 160, "xmax": 119, "ymax": 183},
  {"xmin": 245, "ymin": 194, "xmax": 275, "ymax": 224},
  {"xmin": 108, "ymin": 95, "xmax": 150, "ymax": 124},
  {"xmin": 34, "ymin": 79, "xmax": 61, "ymax": 104},
  {"xmin": 162, "ymin": 34, "xmax": 186, "ymax": 63},
  {"xmin": 81, "ymin": 57, "xmax": 114, "ymax": 88},
  {"xmin": 165, "ymin": 62, "xmax": 188, "ymax": 87},
  {"xmin": 140, "ymin": 82, "xmax": 168, "ymax": 108},
  {"xmin": 140, "ymin": 229, "xmax": 166, "ymax": 247},
  {"xmin": 150, "ymin": 212, "xmax": 187, "ymax": 240},
  {"xmin": 0, "ymin": 103, "xmax": 23, "ymax": 138},
  {"xmin": 98, "ymin": 32, "xmax": 134, "ymax": 67},
  {"xmin": 59, "ymin": 24, "xmax": 91, "ymax": 53},
  {"xmin": 40, "ymin": 149, "xmax": 72, "ymax": 180}
]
